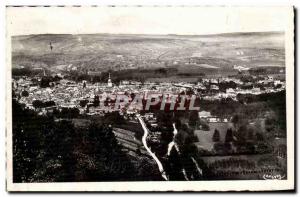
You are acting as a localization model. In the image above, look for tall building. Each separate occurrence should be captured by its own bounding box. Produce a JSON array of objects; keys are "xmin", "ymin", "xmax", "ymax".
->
[{"xmin": 107, "ymin": 73, "xmax": 113, "ymax": 87}]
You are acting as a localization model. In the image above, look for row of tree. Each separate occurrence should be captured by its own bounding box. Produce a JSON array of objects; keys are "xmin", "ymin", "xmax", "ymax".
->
[{"xmin": 13, "ymin": 99, "xmax": 156, "ymax": 182}]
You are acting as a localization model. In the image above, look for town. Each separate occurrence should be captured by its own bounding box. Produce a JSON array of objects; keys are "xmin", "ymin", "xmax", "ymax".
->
[
  {"xmin": 12, "ymin": 69, "xmax": 287, "ymax": 181},
  {"xmin": 12, "ymin": 72, "xmax": 285, "ymax": 118}
]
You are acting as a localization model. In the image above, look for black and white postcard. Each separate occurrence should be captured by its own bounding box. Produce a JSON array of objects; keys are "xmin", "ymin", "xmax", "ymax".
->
[{"xmin": 6, "ymin": 6, "xmax": 294, "ymax": 191}]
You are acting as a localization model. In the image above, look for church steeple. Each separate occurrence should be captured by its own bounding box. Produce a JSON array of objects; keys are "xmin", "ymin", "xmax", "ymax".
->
[{"xmin": 107, "ymin": 73, "xmax": 113, "ymax": 87}]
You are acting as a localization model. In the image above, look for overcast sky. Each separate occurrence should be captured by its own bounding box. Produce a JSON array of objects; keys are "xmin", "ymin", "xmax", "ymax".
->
[{"xmin": 6, "ymin": 6, "xmax": 293, "ymax": 36}]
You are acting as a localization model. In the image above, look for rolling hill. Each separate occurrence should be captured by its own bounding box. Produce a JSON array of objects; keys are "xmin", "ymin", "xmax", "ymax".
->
[{"xmin": 11, "ymin": 32, "xmax": 285, "ymax": 77}]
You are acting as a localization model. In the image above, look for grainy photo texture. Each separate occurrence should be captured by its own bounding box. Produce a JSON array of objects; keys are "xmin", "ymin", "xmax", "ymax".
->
[{"xmin": 6, "ymin": 6, "xmax": 294, "ymax": 191}]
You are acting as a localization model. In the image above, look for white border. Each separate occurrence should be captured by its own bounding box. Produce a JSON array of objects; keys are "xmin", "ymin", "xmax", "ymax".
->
[{"xmin": 5, "ymin": 5, "xmax": 295, "ymax": 192}]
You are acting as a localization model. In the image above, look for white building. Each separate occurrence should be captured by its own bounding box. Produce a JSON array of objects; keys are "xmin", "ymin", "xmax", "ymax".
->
[{"xmin": 107, "ymin": 73, "xmax": 113, "ymax": 88}]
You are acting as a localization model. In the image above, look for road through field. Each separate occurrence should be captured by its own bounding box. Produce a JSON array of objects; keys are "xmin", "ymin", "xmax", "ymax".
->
[{"xmin": 136, "ymin": 114, "xmax": 168, "ymax": 181}]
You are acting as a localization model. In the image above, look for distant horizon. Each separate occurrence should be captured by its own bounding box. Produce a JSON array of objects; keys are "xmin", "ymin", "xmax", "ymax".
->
[{"xmin": 12, "ymin": 30, "xmax": 284, "ymax": 38}]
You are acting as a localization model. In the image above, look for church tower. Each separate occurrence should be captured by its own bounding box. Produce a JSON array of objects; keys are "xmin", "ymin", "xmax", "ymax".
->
[{"xmin": 107, "ymin": 73, "xmax": 113, "ymax": 87}]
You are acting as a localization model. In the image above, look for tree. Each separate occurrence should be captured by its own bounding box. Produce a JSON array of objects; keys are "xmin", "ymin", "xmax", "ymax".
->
[
  {"xmin": 104, "ymin": 111, "xmax": 125, "ymax": 125},
  {"xmin": 12, "ymin": 100, "xmax": 54, "ymax": 182},
  {"xmin": 225, "ymin": 128, "xmax": 234, "ymax": 142},
  {"xmin": 212, "ymin": 129, "xmax": 220, "ymax": 142},
  {"xmin": 32, "ymin": 100, "xmax": 44, "ymax": 109},
  {"xmin": 44, "ymin": 101, "xmax": 55, "ymax": 107},
  {"xmin": 236, "ymin": 125, "xmax": 247, "ymax": 142},
  {"xmin": 59, "ymin": 108, "xmax": 79, "ymax": 119},
  {"xmin": 79, "ymin": 100, "xmax": 89, "ymax": 108},
  {"xmin": 265, "ymin": 116, "xmax": 276, "ymax": 132},
  {"xmin": 93, "ymin": 95, "xmax": 100, "ymax": 107},
  {"xmin": 232, "ymin": 114, "xmax": 239, "ymax": 127},
  {"xmin": 256, "ymin": 132, "xmax": 264, "ymax": 141},
  {"xmin": 40, "ymin": 77, "xmax": 51, "ymax": 88},
  {"xmin": 21, "ymin": 90, "xmax": 29, "ymax": 97}
]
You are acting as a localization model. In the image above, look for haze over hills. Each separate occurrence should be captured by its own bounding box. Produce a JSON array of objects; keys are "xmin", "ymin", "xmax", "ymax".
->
[{"xmin": 12, "ymin": 32, "xmax": 285, "ymax": 78}]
